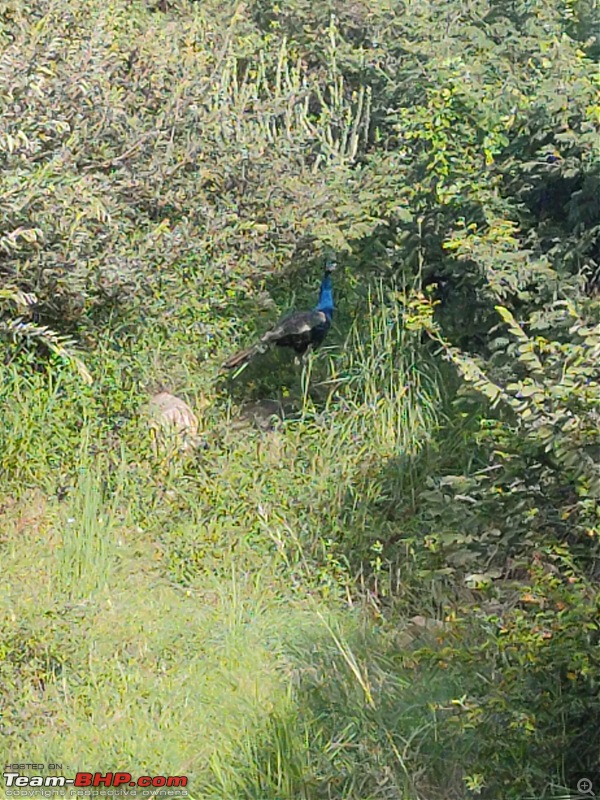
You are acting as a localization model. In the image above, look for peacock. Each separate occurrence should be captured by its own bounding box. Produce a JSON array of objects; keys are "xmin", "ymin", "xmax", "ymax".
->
[{"xmin": 222, "ymin": 261, "xmax": 336, "ymax": 370}]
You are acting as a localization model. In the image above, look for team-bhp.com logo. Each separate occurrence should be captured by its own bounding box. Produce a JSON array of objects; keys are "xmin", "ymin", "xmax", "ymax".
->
[{"xmin": 3, "ymin": 771, "xmax": 188, "ymax": 797}]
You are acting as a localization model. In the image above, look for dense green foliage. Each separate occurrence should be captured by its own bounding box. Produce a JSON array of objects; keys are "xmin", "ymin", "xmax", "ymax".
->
[{"xmin": 1, "ymin": 0, "xmax": 598, "ymax": 798}]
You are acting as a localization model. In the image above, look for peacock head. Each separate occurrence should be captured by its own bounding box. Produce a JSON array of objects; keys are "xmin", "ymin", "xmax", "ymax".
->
[{"xmin": 324, "ymin": 257, "xmax": 337, "ymax": 273}]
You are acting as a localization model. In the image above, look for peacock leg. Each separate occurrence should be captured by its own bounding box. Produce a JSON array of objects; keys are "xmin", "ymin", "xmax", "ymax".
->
[{"xmin": 301, "ymin": 344, "xmax": 314, "ymax": 363}]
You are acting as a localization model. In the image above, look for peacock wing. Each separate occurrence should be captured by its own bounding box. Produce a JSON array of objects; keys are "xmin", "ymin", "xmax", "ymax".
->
[{"xmin": 262, "ymin": 310, "xmax": 328, "ymax": 343}]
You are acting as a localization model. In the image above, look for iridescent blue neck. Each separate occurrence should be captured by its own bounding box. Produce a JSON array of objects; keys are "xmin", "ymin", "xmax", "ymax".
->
[{"xmin": 315, "ymin": 272, "xmax": 334, "ymax": 319}]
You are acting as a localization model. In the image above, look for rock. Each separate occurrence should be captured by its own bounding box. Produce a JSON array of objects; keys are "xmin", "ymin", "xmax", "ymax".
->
[{"xmin": 146, "ymin": 392, "xmax": 206, "ymax": 456}]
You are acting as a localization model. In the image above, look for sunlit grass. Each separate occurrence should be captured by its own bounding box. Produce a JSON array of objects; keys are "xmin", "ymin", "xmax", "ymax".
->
[{"xmin": 1, "ymin": 471, "xmax": 467, "ymax": 799}]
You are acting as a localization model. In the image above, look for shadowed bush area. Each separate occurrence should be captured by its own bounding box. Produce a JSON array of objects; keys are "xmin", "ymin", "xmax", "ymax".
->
[{"xmin": 1, "ymin": 1, "xmax": 598, "ymax": 798}]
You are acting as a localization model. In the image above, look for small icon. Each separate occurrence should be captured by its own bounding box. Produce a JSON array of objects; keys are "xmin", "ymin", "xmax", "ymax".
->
[{"xmin": 577, "ymin": 777, "xmax": 594, "ymax": 795}]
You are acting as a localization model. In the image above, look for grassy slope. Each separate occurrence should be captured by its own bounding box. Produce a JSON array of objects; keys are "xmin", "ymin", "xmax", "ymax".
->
[
  {"xmin": 0, "ymin": 292, "xmax": 459, "ymax": 799},
  {"xmin": 0, "ymin": 411, "xmax": 459, "ymax": 800}
]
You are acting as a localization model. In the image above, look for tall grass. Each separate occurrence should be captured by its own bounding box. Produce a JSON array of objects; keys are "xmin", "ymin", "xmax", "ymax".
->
[
  {"xmin": 56, "ymin": 452, "xmax": 126, "ymax": 599},
  {"xmin": 0, "ymin": 365, "xmax": 92, "ymax": 490},
  {"xmin": 329, "ymin": 282, "xmax": 442, "ymax": 459},
  {"xmin": 200, "ymin": 606, "xmax": 473, "ymax": 800}
]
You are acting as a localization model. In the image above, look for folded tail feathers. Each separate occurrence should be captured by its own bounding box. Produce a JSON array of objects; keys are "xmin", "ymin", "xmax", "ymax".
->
[{"xmin": 222, "ymin": 342, "xmax": 262, "ymax": 370}]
